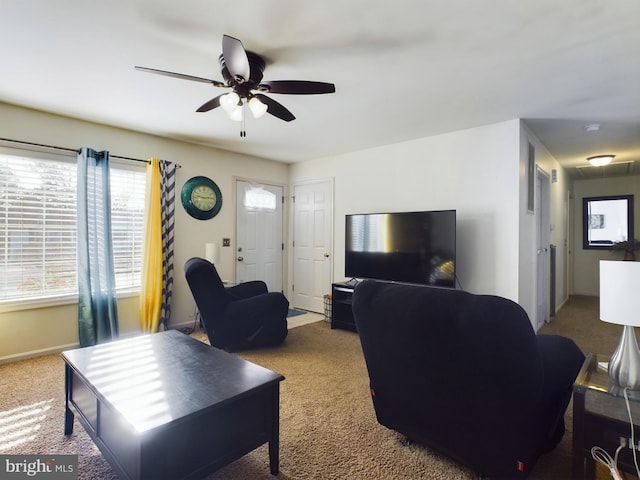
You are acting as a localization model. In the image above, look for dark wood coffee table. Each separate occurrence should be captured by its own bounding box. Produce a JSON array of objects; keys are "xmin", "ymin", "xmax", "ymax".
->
[{"xmin": 62, "ymin": 330, "xmax": 284, "ymax": 479}]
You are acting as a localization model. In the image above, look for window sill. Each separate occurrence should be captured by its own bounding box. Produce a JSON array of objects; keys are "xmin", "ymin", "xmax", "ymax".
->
[{"xmin": 0, "ymin": 289, "xmax": 140, "ymax": 314}]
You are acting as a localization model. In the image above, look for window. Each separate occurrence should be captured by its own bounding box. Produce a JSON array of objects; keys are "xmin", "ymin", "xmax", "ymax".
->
[
  {"xmin": 109, "ymin": 167, "xmax": 146, "ymax": 291},
  {"xmin": 243, "ymin": 186, "xmax": 277, "ymax": 211},
  {"xmin": 0, "ymin": 152, "xmax": 146, "ymax": 306},
  {"xmin": 582, "ymin": 195, "xmax": 634, "ymax": 249}
]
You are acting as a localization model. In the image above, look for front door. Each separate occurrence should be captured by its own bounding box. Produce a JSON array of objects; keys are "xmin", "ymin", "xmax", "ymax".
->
[
  {"xmin": 236, "ymin": 180, "xmax": 284, "ymax": 292},
  {"xmin": 292, "ymin": 181, "xmax": 333, "ymax": 312}
]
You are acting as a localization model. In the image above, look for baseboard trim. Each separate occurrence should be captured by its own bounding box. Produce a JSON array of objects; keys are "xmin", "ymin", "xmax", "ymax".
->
[
  {"xmin": 0, "ymin": 342, "xmax": 79, "ymax": 365},
  {"xmin": 552, "ymin": 296, "xmax": 569, "ymax": 317},
  {"xmin": 1, "ymin": 322, "xmax": 201, "ymax": 365},
  {"xmin": 570, "ymin": 291, "xmax": 599, "ymax": 298},
  {"xmin": 170, "ymin": 320, "xmax": 199, "ymax": 331}
]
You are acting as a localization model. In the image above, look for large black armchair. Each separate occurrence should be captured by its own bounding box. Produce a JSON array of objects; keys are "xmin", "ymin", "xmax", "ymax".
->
[
  {"xmin": 184, "ymin": 257, "xmax": 288, "ymax": 350},
  {"xmin": 352, "ymin": 280, "xmax": 584, "ymax": 479}
]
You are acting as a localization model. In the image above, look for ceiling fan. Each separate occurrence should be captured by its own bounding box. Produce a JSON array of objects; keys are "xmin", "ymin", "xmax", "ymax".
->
[{"xmin": 135, "ymin": 35, "xmax": 335, "ymax": 135}]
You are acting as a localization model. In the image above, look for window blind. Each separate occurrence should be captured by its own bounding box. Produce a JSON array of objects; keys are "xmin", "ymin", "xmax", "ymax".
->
[{"xmin": 0, "ymin": 153, "xmax": 146, "ymax": 304}]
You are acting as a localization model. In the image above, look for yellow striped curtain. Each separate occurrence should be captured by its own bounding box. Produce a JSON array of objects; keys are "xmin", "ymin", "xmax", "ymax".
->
[{"xmin": 139, "ymin": 158, "xmax": 163, "ymax": 332}]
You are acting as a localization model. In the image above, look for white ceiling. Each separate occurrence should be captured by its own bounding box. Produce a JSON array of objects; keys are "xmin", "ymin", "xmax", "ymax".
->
[{"xmin": 2, "ymin": 0, "xmax": 639, "ymax": 178}]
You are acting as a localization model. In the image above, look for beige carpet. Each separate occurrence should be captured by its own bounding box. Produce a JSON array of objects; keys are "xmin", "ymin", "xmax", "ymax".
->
[{"xmin": 0, "ymin": 297, "xmax": 626, "ymax": 479}]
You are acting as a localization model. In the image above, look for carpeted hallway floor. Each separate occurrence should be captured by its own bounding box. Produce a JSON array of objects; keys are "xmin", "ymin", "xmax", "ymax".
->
[{"xmin": 538, "ymin": 295, "xmax": 620, "ymax": 358}]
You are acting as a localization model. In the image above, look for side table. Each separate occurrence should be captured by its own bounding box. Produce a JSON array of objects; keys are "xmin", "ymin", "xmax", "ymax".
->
[
  {"xmin": 331, "ymin": 282, "xmax": 357, "ymax": 332},
  {"xmin": 572, "ymin": 352, "xmax": 640, "ymax": 479}
]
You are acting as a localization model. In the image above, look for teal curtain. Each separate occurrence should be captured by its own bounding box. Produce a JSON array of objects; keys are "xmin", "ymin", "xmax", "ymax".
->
[{"xmin": 77, "ymin": 147, "xmax": 119, "ymax": 347}]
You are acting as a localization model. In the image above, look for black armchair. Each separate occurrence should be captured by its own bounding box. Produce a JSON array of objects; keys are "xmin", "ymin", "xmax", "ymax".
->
[
  {"xmin": 352, "ymin": 280, "xmax": 584, "ymax": 479},
  {"xmin": 184, "ymin": 257, "xmax": 288, "ymax": 350}
]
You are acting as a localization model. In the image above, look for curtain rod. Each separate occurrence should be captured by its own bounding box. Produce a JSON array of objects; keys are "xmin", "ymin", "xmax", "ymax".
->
[{"xmin": 0, "ymin": 137, "xmax": 181, "ymax": 167}]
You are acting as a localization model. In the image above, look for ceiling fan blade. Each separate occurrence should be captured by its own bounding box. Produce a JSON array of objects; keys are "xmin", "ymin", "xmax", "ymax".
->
[
  {"xmin": 196, "ymin": 95, "xmax": 224, "ymax": 112},
  {"xmin": 259, "ymin": 80, "xmax": 336, "ymax": 95},
  {"xmin": 222, "ymin": 35, "xmax": 251, "ymax": 82},
  {"xmin": 255, "ymin": 94, "xmax": 296, "ymax": 122},
  {"xmin": 135, "ymin": 66, "xmax": 225, "ymax": 87}
]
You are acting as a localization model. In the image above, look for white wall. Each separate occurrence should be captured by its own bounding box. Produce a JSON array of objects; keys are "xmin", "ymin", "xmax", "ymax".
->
[
  {"xmin": 572, "ymin": 174, "xmax": 640, "ymax": 296},
  {"xmin": 0, "ymin": 102, "xmax": 289, "ymax": 362},
  {"xmin": 0, "ymin": 103, "xmax": 574, "ymax": 360},
  {"xmin": 290, "ymin": 120, "xmax": 524, "ymax": 301},
  {"xmin": 519, "ymin": 122, "xmax": 571, "ymax": 321}
]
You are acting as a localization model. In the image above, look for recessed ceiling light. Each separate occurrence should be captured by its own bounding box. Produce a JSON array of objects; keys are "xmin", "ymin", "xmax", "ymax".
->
[{"xmin": 584, "ymin": 124, "xmax": 601, "ymax": 132}]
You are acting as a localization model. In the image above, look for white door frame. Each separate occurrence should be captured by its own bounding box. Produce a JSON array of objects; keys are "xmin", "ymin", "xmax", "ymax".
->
[
  {"xmin": 566, "ymin": 189, "xmax": 573, "ymax": 297},
  {"xmin": 535, "ymin": 167, "xmax": 551, "ymax": 329}
]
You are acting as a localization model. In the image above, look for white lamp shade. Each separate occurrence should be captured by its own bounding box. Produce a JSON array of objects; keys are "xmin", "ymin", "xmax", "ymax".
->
[
  {"xmin": 600, "ymin": 260, "xmax": 640, "ymax": 326},
  {"xmin": 205, "ymin": 243, "xmax": 220, "ymax": 264},
  {"xmin": 248, "ymin": 97, "xmax": 268, "ymax": 118},
  {"xmin": 227, "ymin": 104, "xmax": 244, "ymax": 122},
  {"xmin": 220, "ymin": 92, "xmax": 240, "ymax": 113}
]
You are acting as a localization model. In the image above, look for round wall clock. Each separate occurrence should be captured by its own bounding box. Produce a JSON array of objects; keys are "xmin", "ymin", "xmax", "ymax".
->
[{"xmin": 181, "ymin": 176, "xmax": 223, "ymax": 220}]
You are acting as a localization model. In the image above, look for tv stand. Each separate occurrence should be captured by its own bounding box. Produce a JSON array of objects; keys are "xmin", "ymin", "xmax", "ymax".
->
[{"xmin": 331, "ymin": 282, "xmax": 357, "ymax": 332}]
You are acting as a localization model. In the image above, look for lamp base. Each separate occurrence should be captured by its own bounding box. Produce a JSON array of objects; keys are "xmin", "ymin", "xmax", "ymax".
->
[{"xmin": 609, "ymin": 325, "xmax": 640, "ymax": 390}]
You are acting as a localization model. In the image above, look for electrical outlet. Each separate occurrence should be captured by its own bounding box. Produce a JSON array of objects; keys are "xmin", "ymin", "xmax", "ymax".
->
[
  {"xmin": 222, "ymin": 238, "xmax": 230, "ymax": 247},
  {"xmin": 621, "ymin": 437, "xmax": 640, "ymax": 451}
]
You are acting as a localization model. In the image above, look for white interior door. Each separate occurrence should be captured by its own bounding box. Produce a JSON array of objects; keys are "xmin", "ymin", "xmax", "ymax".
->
[
  {"xmin": 536, "ymin": 168, "xmax": 551, "ymax": 330},
  {"xmin": 292, "ymin": 181, "xmax": 333, "ymax": 312},
  {"xmin": 236, "ymin": 180, "xmax": 283, "ymax": 292}
]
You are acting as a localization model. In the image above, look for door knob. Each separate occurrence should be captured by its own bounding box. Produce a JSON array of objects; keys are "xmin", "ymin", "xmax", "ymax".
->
[
  {"xmin": 237, "ymin": 256, "xmax": 244, "ymax": 262},
  {"xmin": 324, "ymin": 253, "xmax": 330, "ymax": 258}
]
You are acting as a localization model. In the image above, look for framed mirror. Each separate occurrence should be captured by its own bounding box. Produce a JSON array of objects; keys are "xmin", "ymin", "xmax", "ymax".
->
[{"xmin": 582, "ymin": 195, "xmax": 634, "ymax": 249}]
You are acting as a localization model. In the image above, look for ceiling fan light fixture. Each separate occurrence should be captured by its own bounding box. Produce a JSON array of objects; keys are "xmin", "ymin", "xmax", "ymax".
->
[
  {"xmin": 588, "ymin": 155, "xmax": 615, "ymax": 167},
  {"xmin": 227, "ymin": 104, "xmax": 244, "ymax": 122},
  {"xmin": 220, "ymin": 91, "xmax": 240, "ymax": 113},
  {"xmin": 248, "ymin": 97, "xmax": 268, "ymax": 119},
  {"xmin": 136, "ymin": 34, "xmax": 335, "ymax": 127}
]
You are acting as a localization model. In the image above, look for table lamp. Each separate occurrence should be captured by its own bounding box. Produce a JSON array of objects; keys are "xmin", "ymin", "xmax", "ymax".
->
[
  {"xmin": 600, "ymin": 260, "xmax": 640, "ymax": 390},
  {"xmin": 205, "ymin": 242, "xmax": 220, "ymax": 265}
]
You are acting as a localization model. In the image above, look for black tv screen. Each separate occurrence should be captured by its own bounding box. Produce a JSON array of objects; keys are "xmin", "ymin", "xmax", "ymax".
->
[{"xmin": 345, "ymin": 210, "xmax": 456, "ymax": 287}]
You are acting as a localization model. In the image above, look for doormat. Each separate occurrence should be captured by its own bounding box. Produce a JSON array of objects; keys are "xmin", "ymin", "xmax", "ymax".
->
[{"xmin": 287, "ymin": 309, "xmax": 306, "ymax": 318}]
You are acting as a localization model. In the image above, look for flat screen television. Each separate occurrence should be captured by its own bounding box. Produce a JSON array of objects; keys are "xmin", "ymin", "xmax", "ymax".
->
[{"xmin": 345, "ymin": 210, "xmax": 456, "ymax": 287}]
